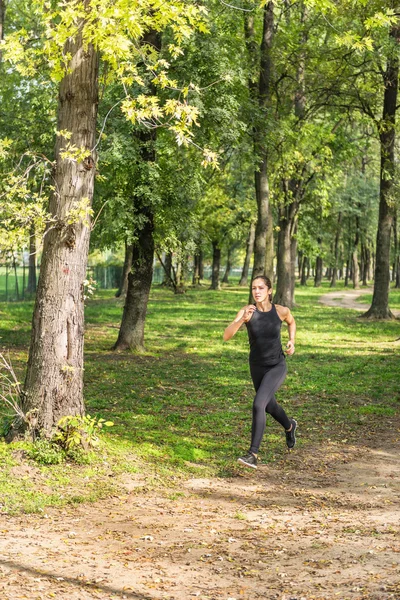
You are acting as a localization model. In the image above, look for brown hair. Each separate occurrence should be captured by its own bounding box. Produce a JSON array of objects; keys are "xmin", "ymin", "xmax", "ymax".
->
[{"xmin": 251, "ymin": 275, "xmax": 273, "ymax": 302}]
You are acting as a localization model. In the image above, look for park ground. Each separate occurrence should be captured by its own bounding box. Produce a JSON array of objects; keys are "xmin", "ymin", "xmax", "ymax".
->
[{"xmin": 0, "ymin": 283, "xmax": 399, "ymax": 600}]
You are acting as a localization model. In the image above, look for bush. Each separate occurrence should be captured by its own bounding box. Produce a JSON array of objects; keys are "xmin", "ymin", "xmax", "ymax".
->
[{"xmin": 26, "ymin": 439, "xmax": 65, "ymax": 465}]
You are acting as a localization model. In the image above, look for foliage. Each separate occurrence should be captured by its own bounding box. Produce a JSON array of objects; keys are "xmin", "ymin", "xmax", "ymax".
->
[{"xmin": 52, "ymin": 414, "xmax": 114, "ymax": 452}]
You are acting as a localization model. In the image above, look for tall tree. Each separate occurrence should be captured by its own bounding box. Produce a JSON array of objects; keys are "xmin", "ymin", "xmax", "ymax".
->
[
  {"xmin": 3, "ymin": 0, "xmax": 209, "ymax": 433},
  {"xmin": 245, "ymin": 3, "xmax": 274, "ymax": 279},
  {"xmin": 363, "ymin": 20, "xmax": 399, "ymax": 318},
  {"xmin": 23, "ymin": 3, "xmax": 99, "ymax": 433}
]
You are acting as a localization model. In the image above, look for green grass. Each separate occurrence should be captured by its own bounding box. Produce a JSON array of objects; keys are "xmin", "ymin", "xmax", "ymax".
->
[
  {"xmin": 0, "ymin": 280, "xmax": 399, "ymax": 514},
  {"xmin": 355, "ymin": 287, "xmax": 400, "ymax": 310}
]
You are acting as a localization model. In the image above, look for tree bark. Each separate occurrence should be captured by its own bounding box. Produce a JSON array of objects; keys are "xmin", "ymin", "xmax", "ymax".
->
[
  {"xmin": 300, "ymin": 256, "xmax": 308, "ymax": 286},
  {"xmin": 22, "ymin": 11, "xmax": 99, "ymax": 435},
  {"xmin": 115, "ymin": 240, "xmax": 133, "ymax": 298},
  {"xmin": 330, "ymin": 213, "xmax": 342, "ymax": 288},
  {"xmin": 163, "ymin": 252, "xmax": 173, "ymax": 286},
  {"xmin": 274, "ymin": 197, "xmax": 298, "ymax": 307},
  {"xmin": 222, "ymin": 245, "xmax": 233, "ymax": 284},
  {"xmin": 113, "ymin": 29, "xmax": 161, "ymax": 348},
  {"xmin": 192, "ymin": 252, "xmax": 200, "ymax": 286},
  {"xmin": 198, "ymin": 248, "xmax": 204, "ymax": 281},
  {"xmin": 245, "ymin": 3, "xmax": 274, "ymax": 279},
  {"xmin": 26, "ymin": 225, "xmax": 37, "ymax": 295},
  {"xmin": 265, "ymin": 203, "xmax": 274, "ymax": 281},
  {"xmin": 314, "ymin": 237, "xmax": 323, "ymax": 287},
  {"xmin": 239, "ymin": 222, "xmax": 255, "ymax": 286},
  {"xmin": 352, "ymin": 214, "xmax": 360, "ymax": 289},
  {"xmin": 113, "ymin": 207, "xmax": 154, "ymax": 350},
  {"xmin": 210, "ymin": 241, "xmax": 221, "ymax": 290},
  {"xmin": 0, "ymin": 0, "xmax": 5, "ymax": 62},
  {"xmin": 363, "ymin": 25, "xmax": 399, "ymax": 318},
  {"xmin": 393, "ymin": 213, "xmax": 399, "ymax": 286}
]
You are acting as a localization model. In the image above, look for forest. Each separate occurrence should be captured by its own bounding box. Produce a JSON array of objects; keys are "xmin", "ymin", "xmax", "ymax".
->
[{"xmin": 0, "ymin": 0, "xmax": 399, "ymax": 432}]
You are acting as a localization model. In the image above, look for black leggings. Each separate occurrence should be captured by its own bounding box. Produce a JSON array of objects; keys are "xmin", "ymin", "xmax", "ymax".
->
[{"xmin": 249, "ymin": 359, "xmax": 291, "ymax": 454}]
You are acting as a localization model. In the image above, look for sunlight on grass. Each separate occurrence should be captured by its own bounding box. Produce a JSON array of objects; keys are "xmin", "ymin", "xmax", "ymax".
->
[{"xmin": 0, "ymin": 281, "xmax": 399, "ymax": 513}]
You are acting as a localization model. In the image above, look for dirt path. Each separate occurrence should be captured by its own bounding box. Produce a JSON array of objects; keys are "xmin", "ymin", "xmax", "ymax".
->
[
  {"xmin": 1, "ymin": 424, "xmax": 399, "ymax": 600},
  {"xmin": 319, "ymin": 288, "xmax": 400, "ymax": 317}
]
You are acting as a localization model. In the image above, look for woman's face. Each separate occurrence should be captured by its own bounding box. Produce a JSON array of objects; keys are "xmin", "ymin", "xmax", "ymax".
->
[{"xmin": 252, "ymin": 278, "xmax": 271, "ymax": 303}]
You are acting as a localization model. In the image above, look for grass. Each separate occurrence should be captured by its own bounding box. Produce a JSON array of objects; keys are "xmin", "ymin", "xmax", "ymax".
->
[
  {"xmin": 355, "ymin": 286, "xmax": 400, "ymax": 310},
  {"xmin": 0, "ymin": 280, "xmax": 399, "ymax": 514}
]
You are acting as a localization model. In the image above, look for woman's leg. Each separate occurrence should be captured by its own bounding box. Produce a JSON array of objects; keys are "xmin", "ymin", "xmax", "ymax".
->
[{"xmin": 249, "ymin": 360, "xmax": 290, "ymax": 455}]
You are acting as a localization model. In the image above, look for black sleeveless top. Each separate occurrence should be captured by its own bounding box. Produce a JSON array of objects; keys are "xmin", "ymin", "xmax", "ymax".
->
[{"xmin": 245, "ymin": 304, "xmax": 285, "ymax": 366}]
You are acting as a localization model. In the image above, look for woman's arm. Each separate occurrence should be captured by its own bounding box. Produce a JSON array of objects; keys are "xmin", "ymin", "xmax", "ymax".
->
[
  {"xmin": 223, "ymin": 305, "xmax": 256, "ymax": 341},
  {"xmin": 276, "ymin": 305, "xmax": 296, "ymax": 355}
]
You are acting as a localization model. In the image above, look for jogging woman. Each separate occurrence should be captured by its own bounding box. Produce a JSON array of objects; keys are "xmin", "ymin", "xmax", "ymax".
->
[{"xmin": 223, "ymin": 275, "xmax": 297, "ymax": 469}]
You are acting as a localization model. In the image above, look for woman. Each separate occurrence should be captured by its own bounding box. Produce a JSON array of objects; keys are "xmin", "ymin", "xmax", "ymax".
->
[{"xmin": 223, "ymin": 275, "xmax": 297, "ymax": 469}]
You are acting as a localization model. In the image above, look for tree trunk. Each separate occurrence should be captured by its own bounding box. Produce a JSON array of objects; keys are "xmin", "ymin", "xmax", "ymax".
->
[
  {"xmin": 352, "ymin": 214, "xmax": 360, "ymax": 289},
  {"xmin": 393, "ymin": 213, "xmax": 399, "ymax": 286},
  {"xmin": 115, "ymin": 240, "xmax": 133, "ymax": 298},
  {"xmin": 222, "ymin": 245, "xmax": 233, "ymax": 284},
  {"xmin": 162, "ymin": 252, "xmax": 173, "ymax": 286},
  {"xmin": 300, "ymin": 256, "xmax": 308, "ymax": 286},
  {"xmin": 290, "ymin": 217, "xmax": 298, "ymax": 305},
  {"xmin": 245, "ymin": 2, "xmax": 274, "ymax": 279},
  {"xmin": 314, "ymin": 236, "xmax": 323, "ymax": 287},
  {"xmin": 265, "ymin": 203, "xmax": 274, "ymax": 281},
  {"xmin": 331, "ymin": 213, "xmax": 342, "ymax": 287},
  {"xmin": 199, "ymin": 248, "xmax": 204, "ymax": 281},
  {"xmin": 22, "ymin": 15, "xmax": 99, "ymax": 435},
  {"xmin": 113, "ymin": 207, "xmax": 154, "ymax": 350},
  {"xmin": 26, "ymin": 225, "xmax": 37, "ymax": 294},
  {"xmin": 363, "ymin": 25, "xmax": 399, "ymax": 318},
  {"xmin": 0, "ymin": 0, "xmax": 5, "ymax": 62},
  {"xmin": 113, "ymin": 29, "xmax": 161, "ymax": 347},
  {"xmin": 210, "ymin": 241, "xmax": 221, "ymax": 290},
  {"xmin": 298, "ymin": 251, "xmax": 304, "ymax": 282},
  {"xmin": 192, "ymin": 252, "xmax": 200, "ymax": 286},
  {"xmin": 361, "ymin": 243, "xmax": 370, "ymax": 286},
  {"xmin": 274, "ymin": 199, "xmax": 298, "ymax": 307},
  {"xmin": 239, "ymin": 222, "xmax": 255, "ymax": 286}
]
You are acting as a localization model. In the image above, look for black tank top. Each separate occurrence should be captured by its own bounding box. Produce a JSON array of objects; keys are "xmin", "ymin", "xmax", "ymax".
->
[{"xmin": 245, "ymin": 304, "xmax": 284, "ymax": 366}]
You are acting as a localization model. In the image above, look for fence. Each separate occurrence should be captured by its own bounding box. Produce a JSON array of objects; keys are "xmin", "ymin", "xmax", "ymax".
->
[{"xmin": 0, "ymin": 264, "xmax": 244, "ymax": 302}]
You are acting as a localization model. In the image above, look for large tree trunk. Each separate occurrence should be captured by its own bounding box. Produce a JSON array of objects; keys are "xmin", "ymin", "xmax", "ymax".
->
[
  {"xmin": 113, "ymin": 207, "xmax": 154, "ymax": 350},
  {"xmin": 363, "ymin": 27, "xmax": 398, "ymax": 318},
  {"xmin": 113, "ymin": 29, "xmax": 161, "ymax": 348},
  {"xmin": 210, "ymin": 241, "xmax": 221, "ymax": 290},
  {"xmin": 239, "ymin": 222, "xmax": 255, "ymax": 286},
  {"xmin": 26, "ymin": 225, "xmax": 37, "ymax": 295},
  {"xmin": 115, "ymin": 240, "xmax": 133, "ymax": 298},
  {"xmin": 245, "ymin": 3, "xmax": 274, "ymax": 279},
  {"xmin": 22, "ymin": 15, "xmax": 99, "ymax": 435}
]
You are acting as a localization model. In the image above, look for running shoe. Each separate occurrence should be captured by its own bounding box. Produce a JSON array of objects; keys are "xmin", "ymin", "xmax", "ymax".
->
[
  {"xmin": 237, "ymin": 452, "xmax": 258, "ymax": 469},
  {"xmin": 286, "ymin": 418, "xmax": 297, "ymax": 449}
]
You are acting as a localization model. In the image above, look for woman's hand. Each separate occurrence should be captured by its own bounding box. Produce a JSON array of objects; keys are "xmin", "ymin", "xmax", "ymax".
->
[
  {"xmin": 286, "ymin": 340, "xmax": 295, "ymax": 355},
  {"xmin": 241, "ymin": 305, "xmax": 256, "ymax": 322}
]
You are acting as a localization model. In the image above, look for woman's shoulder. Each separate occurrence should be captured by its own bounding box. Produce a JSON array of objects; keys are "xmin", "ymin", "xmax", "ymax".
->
[{"xmin": 274, "ymin": 304, "xmax": 291, "ymax": 320}]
